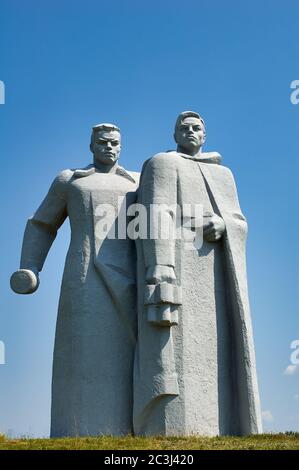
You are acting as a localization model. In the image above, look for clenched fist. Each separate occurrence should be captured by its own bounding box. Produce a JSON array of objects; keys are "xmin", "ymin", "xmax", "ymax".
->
[
  {"xmin": 10, "ymin": 269, "xmax": 39, "ymax": 295},
  {"xmin": 203, "ymin": 212, "xmax": 226, "ymax": 242}
]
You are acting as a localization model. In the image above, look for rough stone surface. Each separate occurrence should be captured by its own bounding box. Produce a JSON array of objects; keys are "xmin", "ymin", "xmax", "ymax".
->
[
  {"xmin": 11, "ymin": 124, "xmax": 139, "ymax": 437},
  {"xmin": 11, "ymin": 114, "xmax": 262, "ymax": 437},
  {"xmin": 134, "ymin": 111, "xmax": 262, "ymax": 436}
]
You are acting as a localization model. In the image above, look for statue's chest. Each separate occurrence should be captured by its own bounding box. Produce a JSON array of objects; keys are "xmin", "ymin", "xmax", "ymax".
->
[
  {"xmin": 178, "ymin": 161, "xmax": 213, "ymax": 211},
  {"xmin": 69, "ymin": 173, "xmax": 137, "ymax": 205},
  {"xmin": 67, "ymin": 173, "xmax": 138, "ymax": 224}
]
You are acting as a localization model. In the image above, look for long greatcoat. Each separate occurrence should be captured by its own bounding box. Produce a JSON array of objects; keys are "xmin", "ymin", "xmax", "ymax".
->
[
  {"xmin": 19, "ymin": 164, "xmax": 139, "ymax": 437},
  {"xmin": 134, "ymin": 151, "xmax": 262, "ymax": 436}
]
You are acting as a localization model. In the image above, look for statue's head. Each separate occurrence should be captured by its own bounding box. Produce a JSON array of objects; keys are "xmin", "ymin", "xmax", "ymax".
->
[
  {"xmin": 90, "ymin": 123, "xmax": 121, "ymax": 166},
  {"xmin": 174, "ymin": 111, "xmax": 206, "ymax": 155}
]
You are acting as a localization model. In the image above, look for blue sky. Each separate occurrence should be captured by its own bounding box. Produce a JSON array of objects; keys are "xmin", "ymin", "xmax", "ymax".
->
[{"xmin": 0, "ymin": 0, "xmax": 298, "ymax": 437}]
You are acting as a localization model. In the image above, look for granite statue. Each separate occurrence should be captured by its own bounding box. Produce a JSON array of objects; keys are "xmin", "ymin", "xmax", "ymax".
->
[
  {"xmin": 11, "ymin": 123, "xmax": 139, "ymax": 437},
  {"xmin": 134, "ymin": 111, "xmax": 262, "ymax": 436}
]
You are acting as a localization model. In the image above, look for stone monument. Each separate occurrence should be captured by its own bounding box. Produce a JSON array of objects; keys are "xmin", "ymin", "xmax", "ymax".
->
[
  {"xmin": 11, "ymin": 123, "xmax": 139, "ymax": 437},
  {"xmin": 134, "ymin": 111, "xmax": 262, "ymax": 436}
]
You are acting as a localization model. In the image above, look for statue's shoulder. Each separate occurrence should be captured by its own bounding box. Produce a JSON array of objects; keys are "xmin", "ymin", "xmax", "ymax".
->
[
  {"xmin": 202, "ymin": 158, "xmax": 237, "ymax": 186},
  {"xmin": 145, "ymin": 151, "xmax": 180, "ymax": 170},
  {"xmin": 52, "ymin": 168, "xmax": 75, "ymax": 186},
  {"xmin": 201, "ymin": 151, "xmax": 222, "ymax": 164},
  {"xmin": 212, "ymin": 161, "xmax": 234, "ymax": 177},
  {"xmin": 152, "ymin": 151, "xmax": 174, "ymax": 160},
  {"xmin": 127, "ymin": 171, "xmax": 140, "ymax": 183},
  {"xmin": 46, "ymin": 168, "xmax": 75, "ymax": 198}
]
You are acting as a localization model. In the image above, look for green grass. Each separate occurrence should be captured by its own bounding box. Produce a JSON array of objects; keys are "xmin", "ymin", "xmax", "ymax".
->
[{"xmin": 0, "ymin": 433, "xmax": 299, "ymax": 450}]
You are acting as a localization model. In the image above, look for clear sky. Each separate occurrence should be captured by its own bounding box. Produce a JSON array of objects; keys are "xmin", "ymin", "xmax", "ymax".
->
[{"xmin": 0, "ymin": 0, "xmax": 298, "ymax": 437}]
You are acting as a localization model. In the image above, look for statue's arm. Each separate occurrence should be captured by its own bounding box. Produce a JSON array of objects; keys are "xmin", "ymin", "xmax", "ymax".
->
[
  {"xmin": 10, "ymin": 170, "xmax": 72, "ymax": 294},
  {"xmin": 140, "ymin": 154, "xmax": 177, "ymax": 268},
  {"xmin": 139, "ymin": 154, "xmax": 181, "ymax": 326}
]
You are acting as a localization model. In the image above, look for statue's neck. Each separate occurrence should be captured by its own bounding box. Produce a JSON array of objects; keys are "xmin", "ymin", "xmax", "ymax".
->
[
  {"xmin": 93, "ymin": 159, "xmax": 119, "ymax": 174},
  {"xmin": 177, "ymin": 145, "xmax": 203, "ymax": 158}
]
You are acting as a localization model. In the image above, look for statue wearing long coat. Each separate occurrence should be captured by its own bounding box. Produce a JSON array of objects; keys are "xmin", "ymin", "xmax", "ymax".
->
[
  {"xmin": 18, "ymin": 164, "xmax": 139, "ymax": 437},
  {"xmin": 134, "ymin": 151, "xmax": 262, "ymax": 436}
]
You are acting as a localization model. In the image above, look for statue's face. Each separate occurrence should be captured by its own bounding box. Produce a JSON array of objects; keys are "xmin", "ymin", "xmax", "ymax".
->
[
  {"xmin": 175, "ymin": 117, "xmax": 205, "ymax": 154},
  {"xmin": 92, "ymin": 130, "xmax": 121, "ymax": 165}
]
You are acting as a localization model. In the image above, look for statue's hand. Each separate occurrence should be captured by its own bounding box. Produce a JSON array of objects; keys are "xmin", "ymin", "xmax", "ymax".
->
[
  {"xmin": 146, "ymin": 265, "xmax": 176, "ymax": 284},
  {"xmin": 10, "ymin": 269, "xmax": 40, "ymax": 295},
  {"xmin": 203, "ymin": 212, "xmax": 226, "ymax": 242},
  {"xmin": 145, "ymin": 265, "xmax": 179, "ymax": 326}
]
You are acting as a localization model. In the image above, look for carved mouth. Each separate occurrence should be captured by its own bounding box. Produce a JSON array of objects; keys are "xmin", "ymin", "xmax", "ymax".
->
[{"xmin": 186, "ymin": 137, "xmax": 198, "ymax": 143}]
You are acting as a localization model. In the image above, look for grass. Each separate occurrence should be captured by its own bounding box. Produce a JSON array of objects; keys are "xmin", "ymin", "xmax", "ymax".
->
[{"xmin": 0, "ymin": 433, "xmax": 299, "ymax": 450}]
